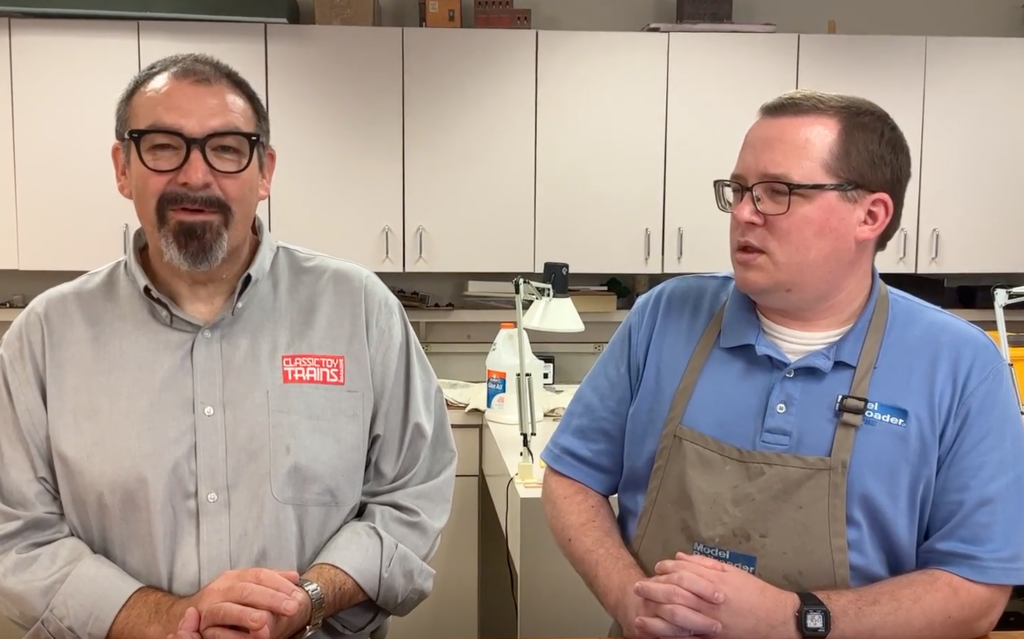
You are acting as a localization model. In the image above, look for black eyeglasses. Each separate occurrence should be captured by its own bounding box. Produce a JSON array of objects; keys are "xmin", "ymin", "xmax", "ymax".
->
[
  {"xmin": 713, "ymin": 178, "xmax": 862, "ymax": 216},
  {"xmin": 125, "ymin": 128, "xmax": 262, "ymax": 174}
]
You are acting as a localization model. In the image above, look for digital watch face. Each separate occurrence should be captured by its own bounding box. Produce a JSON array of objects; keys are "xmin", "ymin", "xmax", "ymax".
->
[{"xmin": 802, "ymin": 607, "xmax": 829, "ymax": 635}]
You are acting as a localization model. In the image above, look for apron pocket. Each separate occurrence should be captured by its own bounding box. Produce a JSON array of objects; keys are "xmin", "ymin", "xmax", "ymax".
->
[{"xmin": 267, "ymin": 386, "xmax": 366, "ymax": 507}]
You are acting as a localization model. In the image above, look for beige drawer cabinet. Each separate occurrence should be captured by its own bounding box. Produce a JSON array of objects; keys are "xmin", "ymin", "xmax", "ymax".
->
[{"xmin": 387, "ymin": 426, "xmax": 480, "ymax": 639}]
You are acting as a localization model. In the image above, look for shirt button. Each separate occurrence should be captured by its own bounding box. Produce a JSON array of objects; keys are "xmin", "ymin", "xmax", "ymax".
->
[
  {"xmin": 785, "ymin": 370, "xmax": 795, "ymax": 378},
  {"xmin": 206, "ymin": 492, "xmax": 218, "ymax": 503},
  {"xmin": 776, "ymin": 403, "xmax": 786, "ymax": 414},
  {"xmin": 235, "ymin": 301, "xmax": 244, "ymax": 310},
  {"xmin": 204, "ymin": 406, "xmax": 215, "ymax": 417},
  {"xmin": 202, "ymin": 329, "xmax": 212, "ymax": 339}
]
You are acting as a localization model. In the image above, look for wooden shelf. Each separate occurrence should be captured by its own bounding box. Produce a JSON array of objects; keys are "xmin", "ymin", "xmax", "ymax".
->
[
  {"xmin": 404, "ymin": 309, "xmax": 629, "ymax": 323},
  {"xmin": 0, "ymin": 308, "xmax": 21, "ymax": 322}
]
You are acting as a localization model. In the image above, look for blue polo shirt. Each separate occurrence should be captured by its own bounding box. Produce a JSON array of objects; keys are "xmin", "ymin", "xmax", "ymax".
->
[{"xmin": 541, "ymin": 272, "xmax": 1024, "ymax": 587}]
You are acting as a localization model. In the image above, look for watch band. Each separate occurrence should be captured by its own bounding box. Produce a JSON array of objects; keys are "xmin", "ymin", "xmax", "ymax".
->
[
  {"xmin": 296, "ymin": 578, "xmax": 326, "ymax": 638},
  {"xmin": 797, "ymin": 591, "xmax": 826, "ymax": 607}
]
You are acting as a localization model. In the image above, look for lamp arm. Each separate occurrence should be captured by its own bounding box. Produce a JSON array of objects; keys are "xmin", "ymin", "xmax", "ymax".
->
[
  {"xmin": 993, "ymin": 286, "xmax": 1024, "ymax": 416},
  {"xmin": 513, "ymin": 278, "xmax": 539, "ymax": 461}
]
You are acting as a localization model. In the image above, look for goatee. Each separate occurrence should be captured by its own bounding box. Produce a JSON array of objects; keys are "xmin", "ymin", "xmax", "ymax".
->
[{"xmin": 155, "ymin": 190, "xmax": 233, "ymax": 272}]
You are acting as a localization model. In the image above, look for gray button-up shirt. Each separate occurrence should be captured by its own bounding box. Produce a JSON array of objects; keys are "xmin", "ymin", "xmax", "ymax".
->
[{"xmin": 0, "ymin": 218, "xmax": 457, "ymax": 639}]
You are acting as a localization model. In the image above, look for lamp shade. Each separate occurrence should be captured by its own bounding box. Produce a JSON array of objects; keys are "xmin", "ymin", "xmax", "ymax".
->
[{"xmin": 523, "ymin": 296, "xmax": 584, "ymax": 333}]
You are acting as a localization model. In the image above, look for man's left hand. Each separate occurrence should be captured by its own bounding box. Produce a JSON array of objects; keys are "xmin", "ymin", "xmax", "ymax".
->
[{"xmin": 633, "ymin": 552, "xmax": 797, "ymax": 639}]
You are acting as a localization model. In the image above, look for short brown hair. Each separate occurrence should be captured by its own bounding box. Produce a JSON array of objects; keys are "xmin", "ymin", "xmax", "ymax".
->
[{"xmin": 757, "ymin": 89, "xmax": 912, "ymax": 252}]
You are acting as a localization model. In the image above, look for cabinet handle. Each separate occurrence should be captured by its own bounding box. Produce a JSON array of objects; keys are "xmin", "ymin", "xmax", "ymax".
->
[
  {"xmin": 930, "ymin": 228, "xmax": 939, "ymax": 261},
  {"xmin": 383, "ymin": 225, "xmax": 391, "ymax": 259},
  {"xmin": 898, "ymin": 227, "xmax": 907, "ymax": 260},
  {"xmin": 122, "ymin": 223, "xmax": 129, "ymax": 256},
  {"xmin": 417, "ymin": 225, "xmax": 425, "ymax": 260},
  {"xmin": 644, "ymin": 228, "xmax": 651, "ymax": 260},
  {"xmin": 676, "ymin": 227, "xmax": 684, "ymax": 260}
]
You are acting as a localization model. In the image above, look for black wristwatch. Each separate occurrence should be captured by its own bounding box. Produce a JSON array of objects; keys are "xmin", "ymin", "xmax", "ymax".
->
[{"xmin": 795, "ymin": 591, "xmax": 830, "ymax": 637}]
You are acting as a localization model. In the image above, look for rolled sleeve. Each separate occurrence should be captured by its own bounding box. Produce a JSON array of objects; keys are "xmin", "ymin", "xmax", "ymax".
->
[
  {"xmin": 918, "ymin": 360, "xmax": 1024, "ymax": 585},
  {"xmin": 0, "ymin": 317, "xmax": 144, "ymax": 639},
  {"xmin": 316, "ymin": 275, "xmax": 457, "ymax": 629}
]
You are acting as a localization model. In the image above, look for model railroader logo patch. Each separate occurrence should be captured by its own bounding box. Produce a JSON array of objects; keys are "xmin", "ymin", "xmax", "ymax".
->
[{"xmin": 281, "ymin": 354, "xmax": 345, "ymax": 385}]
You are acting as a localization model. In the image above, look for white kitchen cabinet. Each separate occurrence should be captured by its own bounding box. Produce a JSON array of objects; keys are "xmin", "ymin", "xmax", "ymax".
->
[
  {"xmin": 388, "ymin": 428, "xmax": 479, "ymax": 639},
  {"xmin": 917, "ymin": 37, "xmax": 1024, "ymax": 274},
  {"xmin": 798, "ymin": 35, "xmax": 926, "ymax": 275},
  {"xmin": 0, "ymin": 20, "xmax": 17, "ymax": 270},
  {"xmin": 404, "ymin": 29, "xmax": 536, "ymax": 273},
  {"xmin": 139, "ymin": 22, "xmax": 269, "ymax": 227},
  {"xmin": 663, "ymin": 33, "xmax": 797, "ymax": 274},
  {"xmin": 266, "ymin": 25, "xmax": 404, "ymax": 271},
  {"xmin": 11, "ymin": 19, "xmax": 139, "ymax": 271},
  {"xmin": 535, "ymin": 31, "xmax": 668, "ymax": 275}
]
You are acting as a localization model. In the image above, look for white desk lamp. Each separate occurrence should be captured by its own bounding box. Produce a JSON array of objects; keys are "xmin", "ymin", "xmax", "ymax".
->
[
  {"xmin": 512, "ymin": 262, "xmax": 585, "ymax": 483},
  {"xmin": 993, "ymin": 285, "xmax": 1024, "ymax": 416}
]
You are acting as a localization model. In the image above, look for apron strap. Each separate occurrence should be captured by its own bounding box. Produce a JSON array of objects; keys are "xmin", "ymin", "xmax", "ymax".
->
[
  {"xmin": 832, "ymin": 283, "xmax": 890, "ymax": 455},
  {"xmin": 825, "ymin": 282, "xmax": 890, "ymax": 589},
  {"xmin": 630, "ymin": 303, "xmax": 726, "ymax": 553}
]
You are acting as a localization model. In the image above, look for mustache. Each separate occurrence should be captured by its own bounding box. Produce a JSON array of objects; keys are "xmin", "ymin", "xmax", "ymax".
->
[{"xmin": 156, "ymin": 190, "xmax": 233, "ymax": 221}]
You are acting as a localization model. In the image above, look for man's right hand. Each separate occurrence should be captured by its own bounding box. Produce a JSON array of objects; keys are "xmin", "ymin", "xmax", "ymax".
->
[{"xmin": 175, "ymin": 568, "xmax": 308, "ymax": 639}]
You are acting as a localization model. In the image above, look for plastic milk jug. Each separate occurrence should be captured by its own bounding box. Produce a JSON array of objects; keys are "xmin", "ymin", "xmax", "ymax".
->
[{"xmin": 485, "ymin": 323, "xmax": 545, "ymax": 425}]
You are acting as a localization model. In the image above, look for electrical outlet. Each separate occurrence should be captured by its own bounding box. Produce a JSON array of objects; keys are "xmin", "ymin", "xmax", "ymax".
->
[{"xmin": 593, "ymin": 344, "xmax": 604, "ymax": 353}]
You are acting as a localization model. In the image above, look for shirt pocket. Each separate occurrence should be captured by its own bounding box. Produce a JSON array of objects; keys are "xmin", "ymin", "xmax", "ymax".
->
[{"xmin": 267, "ymin": 385, "xmax": 366, "ymax": 507}]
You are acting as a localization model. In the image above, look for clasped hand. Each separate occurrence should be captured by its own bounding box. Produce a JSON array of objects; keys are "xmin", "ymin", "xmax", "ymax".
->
[
  {"xmin": 167, "ymin": 568, "xmax": 310, "ymax": 639},
  {"xmin": 624, "ymin": 552, "xmax": 793, "ymax": 639}
]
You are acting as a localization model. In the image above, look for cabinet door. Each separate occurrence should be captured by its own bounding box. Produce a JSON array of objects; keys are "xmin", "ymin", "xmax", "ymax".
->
[
  {"xmin": 387, "ymin": 476, "xmax": 479, "ymax": 639},
  {"xmin": 404, "ymin": 29, "xmax": 536, "ymax": 273},
  {"xmin": 267, "ymin": 25, "xmax": 404, "ymax": 271},
  {"xmin": 139, "ymin": 21, "xmax": 269, "ymax": 226},
  {"xmin": 798, "ymin": 35, "xmax": 925, "ymax": 275},
  {"xmin": 0, "ymin": 20, "xmax": 17, "ymax": 270},
  {"xmin": 536, "ymin": 31, "xmax": 668, "ymax": 275},
  {"xmin": 11, "ymin": 19, "xmax": 139, "ymax": 271},
  {"xmin": 663, "ymin": 33, "xmax": 797, "ymax": 274},
  {"xmin": 917, "ymin": 37, "xmax": 1024, "ymax": 274}
]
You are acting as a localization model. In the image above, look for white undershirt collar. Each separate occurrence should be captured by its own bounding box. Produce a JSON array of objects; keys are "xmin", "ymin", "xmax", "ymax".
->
[{"xmin": 756, "ymin": 310, "xmax": 854, "ymax": 362}]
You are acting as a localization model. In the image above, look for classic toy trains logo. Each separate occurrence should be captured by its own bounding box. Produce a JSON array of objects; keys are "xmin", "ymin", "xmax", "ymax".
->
[
  {"xmin": 862, "ymin": 401, "xmax": 908, "ymax": 428},
  {"xmin": 692, "ymin": 542, "xmax": 757, "ymax": 574},
  {"xmin": 281, "ymin": 354, "xmax": 345, "ymax": 385}
]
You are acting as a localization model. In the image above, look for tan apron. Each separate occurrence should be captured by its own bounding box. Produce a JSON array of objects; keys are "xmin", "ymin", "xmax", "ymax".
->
[{"xmin": 609, "ymin": 285, "xmax": 889, "ymax": 637}]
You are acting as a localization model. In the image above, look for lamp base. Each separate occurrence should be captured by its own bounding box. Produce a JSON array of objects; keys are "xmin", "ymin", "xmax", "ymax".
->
[{"xmin": 516, "ymin": 460, "xmax": 543, "ymax": 487}]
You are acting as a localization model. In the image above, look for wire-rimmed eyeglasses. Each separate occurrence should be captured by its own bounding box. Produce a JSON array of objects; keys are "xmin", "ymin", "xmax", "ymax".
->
[
  {"xmin": 713, "ymin": 178, "xmax": 862, "ymax": 216},
  {"xmin": 125, "ymin": 128, "xmax": 262, "ymax": 174}
]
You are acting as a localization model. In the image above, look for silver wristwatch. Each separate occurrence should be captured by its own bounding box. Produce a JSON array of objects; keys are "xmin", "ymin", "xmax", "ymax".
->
[{"xmin": 295, "ymin": 578, "xmax": 326, "ymax": 638}]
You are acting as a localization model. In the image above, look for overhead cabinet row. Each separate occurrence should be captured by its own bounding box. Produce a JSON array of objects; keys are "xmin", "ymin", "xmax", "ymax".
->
[{"xmin": 0, "ymin": 20, "xmax": 1019, "ymax": 275}]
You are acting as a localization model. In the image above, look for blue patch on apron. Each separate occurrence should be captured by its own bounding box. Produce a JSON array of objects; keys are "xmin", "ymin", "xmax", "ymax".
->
[{"xmin": 692, "ymin": 541, "xmax": 757, "ymax": 574}]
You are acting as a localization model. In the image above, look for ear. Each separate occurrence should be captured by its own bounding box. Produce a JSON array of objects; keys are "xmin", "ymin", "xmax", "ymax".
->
[
  {"xmin": 111, "ymin": 141, "xmax": 133, "ymax": 200},
  {"xmin": 855, "ymin": 191, "xmax": 893, "ymax": 245},
  {"xmin": 257, "ymin": 145, "xmax": 277, "ymax": 202}
]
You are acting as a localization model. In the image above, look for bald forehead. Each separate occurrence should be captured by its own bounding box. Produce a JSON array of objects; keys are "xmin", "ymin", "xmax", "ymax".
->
[{"xmin": 732, "ymin": 114, "xmax": 840, "ymax": 183}]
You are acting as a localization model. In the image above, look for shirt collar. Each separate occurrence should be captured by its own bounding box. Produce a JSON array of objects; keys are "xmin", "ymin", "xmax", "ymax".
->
[
  {"xmin": 719, "ymin": 269, "xmax": 885, "ymax": 371},
  {"xmin": 125, "ymin": 215, "xmax": 278, "ymax": 325}
]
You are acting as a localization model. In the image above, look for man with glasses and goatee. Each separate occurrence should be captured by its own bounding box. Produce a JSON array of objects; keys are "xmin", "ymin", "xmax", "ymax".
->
[
  {"xmin": 0, "ymin": 53, "xmax": 457, "ymax": 639},
  {"xmin": 540, "ymin": 89, "xmax": 1024, "ymax": 639}
]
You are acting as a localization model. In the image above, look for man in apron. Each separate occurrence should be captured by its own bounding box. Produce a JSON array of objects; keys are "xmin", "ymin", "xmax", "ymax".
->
[{"xmin": 540, "ymin": 89, "xmax": 1024, "ymax": 639}]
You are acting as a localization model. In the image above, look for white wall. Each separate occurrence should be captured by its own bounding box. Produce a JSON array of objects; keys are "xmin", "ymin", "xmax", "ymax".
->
[{"xmin": 298, "ymin": 0, "xmax": 1024, "ymax": 36}]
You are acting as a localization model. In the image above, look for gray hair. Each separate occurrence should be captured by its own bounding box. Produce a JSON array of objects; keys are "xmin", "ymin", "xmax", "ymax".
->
[{"xmin": 114, "ymin": 53, "xmax": 270, "ymax": 168}]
